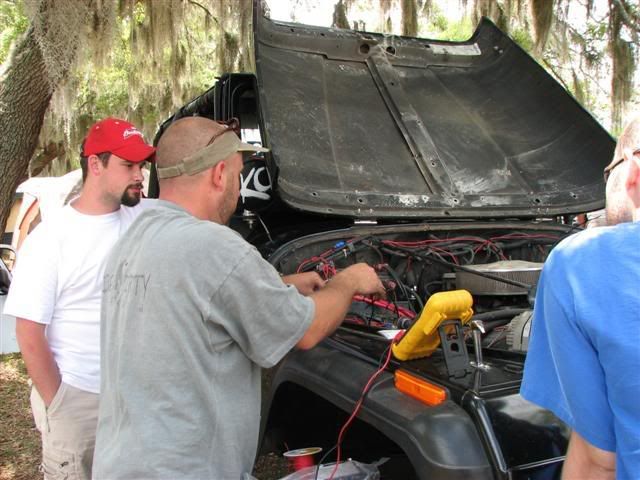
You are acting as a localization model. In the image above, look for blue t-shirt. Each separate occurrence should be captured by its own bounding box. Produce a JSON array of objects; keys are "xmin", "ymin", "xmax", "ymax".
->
[{"xmin": 521, "ymin": 222, "xmax": 640, "ymax": 479}]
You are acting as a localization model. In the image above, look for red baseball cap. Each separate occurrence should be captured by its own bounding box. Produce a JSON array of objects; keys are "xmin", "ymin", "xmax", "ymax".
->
[{"xmin": 83, "ymin": 118, "xmax": 156, "ymax": 163}]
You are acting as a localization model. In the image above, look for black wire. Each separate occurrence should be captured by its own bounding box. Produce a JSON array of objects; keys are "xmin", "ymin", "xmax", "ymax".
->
[
  {"xmin": 314, "ymin": 445, "xmax": 338, "ymax": 480},
  {"xmin": 423, "ymin": 280, "xmax": 443, "ymax": 296},
  {"xmin": 388, "ymin": 245, "xmax": 533, "ymax": 290},
  {"xmin": 390, "ymin": 290, "xmax": 400, "ymax": 324},
  {"xmin": 362, "ymin": 239, "xmax": 385, "ymax": 263},
  {"xmin": 460, "ymin": 245, "xmax": 476, "ymax": 264},
  {"xmin": 412, "ymin": 294, "xmax": 424, "ymax": 311},
  {"xmin": 550, "ymin": 225, "xmax": 581, "ymax": 250},
  {"xmin": 377, "ymin": 344, "xmax": 392, "ymax": 369},
  {"xmin": 381, "ymin": 264, "xmax": 411, "ymax": 301},
  {"xmin": 367, "ymin": 296, "xmax": 375, "ymax": 326},
  {"xmin": 344, "ymin": 312, "xmax": 373, "ymax": 326}
]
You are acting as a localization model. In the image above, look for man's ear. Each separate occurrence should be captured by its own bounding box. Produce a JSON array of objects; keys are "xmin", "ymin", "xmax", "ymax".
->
[
  {"xmin": 88, "ymin": 155, "xmax": 104, "ymax": 177},
  {"xmin": 210, "ymin": 161, "xmax": 226, "ymax": 191},
  {"xmin": 624, "ymin": 149, "xmax": 640, "ymax": 208}
]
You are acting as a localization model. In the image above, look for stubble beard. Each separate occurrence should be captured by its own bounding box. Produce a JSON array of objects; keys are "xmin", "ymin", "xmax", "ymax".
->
[
  {"xmin": 120, "ymin": 184, "xmax": 142, "ymax": 207},
  {"xmin": 218, "ymin": 181, "xmax": 239, "ymax": 225}
]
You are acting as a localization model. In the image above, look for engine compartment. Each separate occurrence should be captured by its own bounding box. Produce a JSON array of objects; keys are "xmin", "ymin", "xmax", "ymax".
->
[{"xmin": 271, "ymin": 222, "xmax": 573, "ymax": 354}]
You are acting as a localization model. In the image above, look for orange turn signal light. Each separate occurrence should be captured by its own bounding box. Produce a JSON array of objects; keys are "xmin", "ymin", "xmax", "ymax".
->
[{"xmin": 394, "ymin": 370, "xmax": 447, "ymax": 406}]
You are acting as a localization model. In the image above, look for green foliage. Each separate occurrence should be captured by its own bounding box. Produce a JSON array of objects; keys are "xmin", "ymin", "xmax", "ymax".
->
[
  {"xmin": 511, "ymin": 27, "xmax": 534, "ymax": 52},
  {"xmin": 585, "ymin": 22, "xmax": 607, "ymax": 40},
  {"xmin": 78, "ymin": 29, "xmax": 132, "ymax": 120},
  {"xmin": 0, "ymin": 0, "xmax": 28, "ymax": 64},
  {"xmin": 429, "ymin": 12, "xmax": 448, "ymax": 32},
  {"xmin": 431, "ymin": 16, "xmax": 474, "ymax": 41},
  {"xmin": 581, "ymin": 22, "xmax": 607, "ymax": 66},
  {"xmin": 36, "ymin": 1, "xmax": 223, "ymax": 175},
  {"xmin": 3, "ymin": 0, "xmax": 637, "ymax": 176},
  {"xmin": 133, "ymin": 2, "xmax": 146, "ymax": 25},
  {"xmin": 420, "ymin": 3, "xmax": 472, "ymax": 40}
]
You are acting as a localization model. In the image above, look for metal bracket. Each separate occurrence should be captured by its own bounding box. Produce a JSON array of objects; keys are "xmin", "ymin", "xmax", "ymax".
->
[{"xmin": 438, "ymin": 320, "xmax": 471, "ymax": 378}]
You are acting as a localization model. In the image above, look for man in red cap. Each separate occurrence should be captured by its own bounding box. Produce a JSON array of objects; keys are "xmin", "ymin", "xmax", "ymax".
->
[{"xmin": 3, "ymin": 118, "xmax": 156, "ymax": 480}]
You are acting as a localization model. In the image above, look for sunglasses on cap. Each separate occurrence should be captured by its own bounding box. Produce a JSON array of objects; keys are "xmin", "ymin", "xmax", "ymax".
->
[
  {"xmin": 156, "ymin": 117, "xmax": 268, "ymax": 179},
  {"xmin": 604, "ymin": 148, "xmax": 640, "ymax": 183},
  {"xmin": 204, "ymin": 117, "xmax": 241, "ymax": 146}
]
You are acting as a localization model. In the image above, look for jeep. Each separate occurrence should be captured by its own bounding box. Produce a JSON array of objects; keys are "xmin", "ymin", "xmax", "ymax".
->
[{"xmin": 153, "ymin": 3, "xmax": 614, "ymax": 478}]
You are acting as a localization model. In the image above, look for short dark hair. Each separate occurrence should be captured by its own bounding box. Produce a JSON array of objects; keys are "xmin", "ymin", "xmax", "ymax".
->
[{"xmin": 79, "ymin": 139, "xmax": 111, "ymax": 182}]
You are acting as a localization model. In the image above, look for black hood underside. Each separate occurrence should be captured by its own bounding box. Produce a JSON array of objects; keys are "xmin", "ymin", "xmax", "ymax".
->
[{"xmin": 254, "ymin": 5, "xmax": 615, "ymax": 219}]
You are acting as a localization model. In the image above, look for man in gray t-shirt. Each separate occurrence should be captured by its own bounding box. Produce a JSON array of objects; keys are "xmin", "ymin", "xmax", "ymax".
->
[{"xmin": 93, "ymin": 117, "xmax": 385, "ymax": 479}]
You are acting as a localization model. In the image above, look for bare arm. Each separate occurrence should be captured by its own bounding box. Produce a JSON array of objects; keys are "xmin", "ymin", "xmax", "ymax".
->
[
  {"xmin": 562, "ymin": 431, "xmax": 615, "ymax": 480},
  {"xmin": 16, "ymin": 318, "xmax": 61, "ymax": 406},
  {"xmin": 296, "ymin": 263, "xmax": 385, "ymax": 350},
  {"xmin": 282, "ymin": 272, "xmax": 325, "ymax": 296}
]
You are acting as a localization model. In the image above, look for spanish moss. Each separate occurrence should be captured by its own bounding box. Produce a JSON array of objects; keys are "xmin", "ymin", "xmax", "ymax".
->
[
  {"xmin": 530, "ymin": 0, "xmax": 554, "ymax": 54},
  {"xmin": 401, "ymin": 0, "xmax": 418, "ymax": 36}
]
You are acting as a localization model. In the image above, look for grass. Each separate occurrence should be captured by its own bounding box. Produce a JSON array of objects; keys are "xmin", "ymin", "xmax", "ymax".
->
[
  {"xmin": 0, "ymin": 354, "xmax": 40, "ymax": 480},
  {"xmin": 0, "ymin": 354, "xmax": 289, "ymax": 480}
]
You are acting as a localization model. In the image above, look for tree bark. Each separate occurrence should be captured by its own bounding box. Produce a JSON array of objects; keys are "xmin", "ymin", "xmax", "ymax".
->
[
  {"xmin": 0, "ymin": 25, "xmax": 53, "ymax": 236},
  {"xmin": 332, "ymin": 1, "xmax": 350, "ymax": 29},
  {"xmin": 608, "ymin": 0, "xmax": 633, "ymax": 131},
  {"xmin": 401, "ymin": 0, "xmax": 418, "ymax": 37},
  {"xmin": 0, "ymin": 0, "xmax": 91, "ymax": 234}
]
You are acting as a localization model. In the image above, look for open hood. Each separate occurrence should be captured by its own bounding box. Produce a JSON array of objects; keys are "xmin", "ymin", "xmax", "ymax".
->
[{"xmin": 253, "ymin": 3, "xmax": 615, "ymax": 219}]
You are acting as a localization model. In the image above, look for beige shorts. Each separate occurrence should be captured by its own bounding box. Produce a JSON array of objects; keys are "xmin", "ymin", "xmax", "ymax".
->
[{"xmin": 31, "ymin": 383, "xmax": 99, "ymax": 480}]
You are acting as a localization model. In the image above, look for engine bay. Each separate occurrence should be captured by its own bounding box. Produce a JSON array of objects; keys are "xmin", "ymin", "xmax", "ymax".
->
[{"xmin": 272, "ymin": 223, "xmax": 573, "ymax": 354}]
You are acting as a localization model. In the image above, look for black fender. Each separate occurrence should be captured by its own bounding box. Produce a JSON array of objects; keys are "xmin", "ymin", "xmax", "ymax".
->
[{"xmin": 260, "ymin": 341, "xmax": 494, "ymax": 479}]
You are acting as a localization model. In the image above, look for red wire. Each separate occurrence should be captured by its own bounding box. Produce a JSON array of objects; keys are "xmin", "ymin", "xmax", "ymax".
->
[
  {"xmin": 489, "ymin": 233, "xmax": 559, "ymax": 241},
  {"xmin": 352, "ymin": 295, "xmax": 416, "ymax": 319},
  {"xmin": 429, "ymin": 246, "xmax": 460, "ymax": 265},
  {"xmin": 382, "ymin": 235, "xmax": 490, "ymax": 247},
  {"xmin": 382, "ymin": 233, "xmax": 559, "ymax": 257},
  {"xmin": 327, "ymin": 332, "xmax": 402, "ymax": 480},
  {"xmin": 299, "ymin": 234, "xmax": 559, "ymax": 275},
  {"xmin": 306, "ymin": 232, "xmax": 561, "ymax": 478},
  {"xmin": 296, "ymin": 239, "xmax": 362, "ymax": 274}
]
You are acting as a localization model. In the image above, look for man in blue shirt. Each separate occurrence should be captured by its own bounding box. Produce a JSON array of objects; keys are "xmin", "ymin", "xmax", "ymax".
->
[{"xmin": 521, "ymin": 116, "xmax": 640, "ymax": 479}]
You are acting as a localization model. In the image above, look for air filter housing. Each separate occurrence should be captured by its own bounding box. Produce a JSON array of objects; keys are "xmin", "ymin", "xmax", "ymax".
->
[{"xmin": 455, "ymin": 260, "xmax": 542, "ymax": 295}]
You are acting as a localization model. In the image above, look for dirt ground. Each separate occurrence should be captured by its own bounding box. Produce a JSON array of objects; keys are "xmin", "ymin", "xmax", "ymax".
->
[
  {"xmin": 0, "ymin": 354, "xmax": 38, "ymax": 480},
  {"xmin": 0, "ymin": 354, "xmax": 290, "ymax": 480}
]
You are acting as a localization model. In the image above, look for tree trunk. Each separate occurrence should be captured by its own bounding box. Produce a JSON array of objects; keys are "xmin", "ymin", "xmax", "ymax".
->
[
  {"xmin": 0, "ymin": 25, "xmax": 53, "ymax": 236},
  {"xmin": 531, "ymin": 0, "xmax": 555, "ymax": 55},
  {"xmin": 401, "ymin": 0, "xmax": 418, "ymax": 37},
  {"xmin": 0, "ymin": 0, "xmax": 91, "ymax": 235},
  {"xmin": 332, "ymin": 1, "xmax": 350, "ymax": 29},
  {"xmin": 609, "ymin": 0, "xmax": 634, "ymax": 132}
]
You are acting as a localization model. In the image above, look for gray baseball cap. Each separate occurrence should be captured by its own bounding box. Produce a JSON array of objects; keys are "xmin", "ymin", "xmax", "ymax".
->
[{"xmin": 157, "ymin": 131, "xmax": 269, "ymax": 179}]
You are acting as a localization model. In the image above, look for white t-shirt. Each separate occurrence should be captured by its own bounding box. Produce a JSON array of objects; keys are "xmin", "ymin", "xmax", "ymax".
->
[{"xmin": 3, "ymin": 199, "xmax": 153, "ymax": 393}]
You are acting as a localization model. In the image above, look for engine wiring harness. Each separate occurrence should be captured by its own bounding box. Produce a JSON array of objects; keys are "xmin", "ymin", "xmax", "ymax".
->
[
  {"xmin": 286, "ymin": 229, "xmax": 570, "ymax": 478},
  {"xmin": 291, "ymin": 231, "xmax": 565, "ymax": 336}
]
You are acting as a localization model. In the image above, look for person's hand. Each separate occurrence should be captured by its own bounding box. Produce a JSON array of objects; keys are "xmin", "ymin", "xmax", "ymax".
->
[
  {"xmin": 41, "ymin": 379, "xmax": 62, "ymax": 407},
  {"xmin": 282, "ymin": 272, "xmax": 326, "ymax": 296},
  {"xmin": 338, "ymin": 263, "xmax": 386, "ymax": 298}
]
